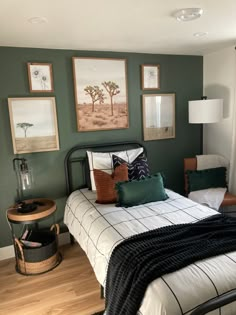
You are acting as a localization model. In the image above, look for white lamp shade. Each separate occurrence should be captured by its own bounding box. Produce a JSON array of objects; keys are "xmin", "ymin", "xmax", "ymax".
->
[{"xmin": 188, "ymin": 99, "xmax": 223, "ymax": 123}]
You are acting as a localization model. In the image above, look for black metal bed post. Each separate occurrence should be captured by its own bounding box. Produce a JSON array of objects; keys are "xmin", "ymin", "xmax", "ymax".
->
[
  {"xmin": 100, "ymin": 286, "xmax": 104, "ymax": 299},
  {"xmin": 190, "ymin": 289, "xmax": 236, "ymax": 315},
  {"xmin": 64, "ymin": 146, "xmax": 78, "ymax": 245}
]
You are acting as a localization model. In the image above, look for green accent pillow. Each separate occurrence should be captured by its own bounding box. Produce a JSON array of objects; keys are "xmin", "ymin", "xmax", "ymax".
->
[
  {"xmin": 186, "ymin": 167, "xmax": 227, "ymax": 193},
  {"xmin": 115, "ymin": 173, "xmax": 168, "ymax": 207}
]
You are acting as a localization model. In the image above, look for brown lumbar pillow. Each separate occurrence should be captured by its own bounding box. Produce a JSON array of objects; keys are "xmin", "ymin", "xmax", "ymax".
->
[{"xmin": 94, "ymin": 164, "xmax": 128, "ymax": 204}]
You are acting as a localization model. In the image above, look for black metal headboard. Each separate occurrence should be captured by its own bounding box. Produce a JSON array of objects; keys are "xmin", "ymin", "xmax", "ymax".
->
[{"xmin": 64, "ymin": 140, "xmax": 145, "ymax": 196}]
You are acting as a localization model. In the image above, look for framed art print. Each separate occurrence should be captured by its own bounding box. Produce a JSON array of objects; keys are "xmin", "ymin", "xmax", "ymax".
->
[
  {"xmin": 72, "ymin": 57, "xmax": 129, "ymax": 131},
  {"xmin": 27, "ymin": 63, "xmax": 54, "ymax": 92},
  {"xmin": 8, "ymin": 97, "xmax": 59, "ymax": 154},
  {"xmin": 141, "ymin": 64, "xmax": 160, "ymax": 90},
  {"xmin": 142, "ymin": 94, "xmax": 175, "ymax": 141}
]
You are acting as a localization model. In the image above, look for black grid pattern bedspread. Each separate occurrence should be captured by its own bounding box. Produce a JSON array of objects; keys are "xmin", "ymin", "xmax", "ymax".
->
[
  {"xmin": 105, "ymin": 214, "xmax": 236, "ymax": 315},
  {"xmin": 64, "ymin": 189, "xmax": 236, "ymax": 315}
]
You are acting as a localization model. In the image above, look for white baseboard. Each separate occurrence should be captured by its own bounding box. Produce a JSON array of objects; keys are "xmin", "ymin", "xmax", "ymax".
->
[
  {"xmin": 0, "ymin": 232, "xmax": 70, "ymax": 261},
  {"xmin": 0, "ymin": 245, "xmax": 15, "ymax": 261}
]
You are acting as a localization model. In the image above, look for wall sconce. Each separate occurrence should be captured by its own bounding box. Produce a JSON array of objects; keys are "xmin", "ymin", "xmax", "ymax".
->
[{"xmin": 13, "ymin": 158, "xmax": 33, "ymax": 203}]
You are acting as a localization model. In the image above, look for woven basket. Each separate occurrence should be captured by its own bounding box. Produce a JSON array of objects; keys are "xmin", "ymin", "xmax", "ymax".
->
[{"xmin": 15, "ymin": 224, "xmax": 60, "ymax": 275}]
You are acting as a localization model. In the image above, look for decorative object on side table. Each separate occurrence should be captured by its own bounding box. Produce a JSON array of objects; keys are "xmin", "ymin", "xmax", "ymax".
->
[
  {"xmin": 7, "ymin": 198, "xmax": 62, "ymax": 275},
  {"xmin": 142, "ymin": 93, "xmax": 175, "ymax": 141},
  {"xmin": 141, "ymin": 64, "xmax": 160, "ymax": 90},
  {"xmin": 27, "ymin": 62, "xmax": 54, "ymax": 92},
  {"xmin": 72, "ymin": 57, "xmax": 129, "ymax": 131},
  {"xmin": 8, "ymin": 97, "xmax": 60, "ymax": 154},
  {"xmin": 13, "ymin": 157, "xmax": 33, "ymax": 203}
]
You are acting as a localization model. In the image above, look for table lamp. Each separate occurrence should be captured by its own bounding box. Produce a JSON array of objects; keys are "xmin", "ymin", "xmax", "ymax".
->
[{"xmin": 13, "ymin": 158, "xmax": 34, "ymax": 204}]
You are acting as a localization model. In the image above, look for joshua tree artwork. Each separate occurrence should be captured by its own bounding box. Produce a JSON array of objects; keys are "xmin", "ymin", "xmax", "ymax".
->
[
  {"xmin": 72, "ymin": 57, "xmax": 129, "ymax": 131},
  {"xmin": 102, "ymin": 81, "xmax": 120, "ymax": 116},
  {"xmin": 8, "ymin": 97, "xmax": 59, "ymax": 154},
  {"xmin": 84, "ymin": 85, "xmax": 105, "ymax": 112}
]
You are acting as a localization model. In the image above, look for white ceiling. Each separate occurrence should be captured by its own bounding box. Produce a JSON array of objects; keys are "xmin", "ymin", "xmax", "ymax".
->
[{"xmin": 1, "ymin": 0, "xmax": 236, "ymax": 55}]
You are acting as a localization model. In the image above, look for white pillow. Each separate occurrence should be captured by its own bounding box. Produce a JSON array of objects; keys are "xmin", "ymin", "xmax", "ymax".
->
[{"xmin": 87, "ymin": 147, "xmax": 144, "ymax": 191}]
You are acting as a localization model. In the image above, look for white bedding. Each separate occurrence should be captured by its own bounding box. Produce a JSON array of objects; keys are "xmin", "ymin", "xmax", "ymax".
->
[{"xmin": 64, "ymin": 188, "xmax": 236, "ymax": 315}]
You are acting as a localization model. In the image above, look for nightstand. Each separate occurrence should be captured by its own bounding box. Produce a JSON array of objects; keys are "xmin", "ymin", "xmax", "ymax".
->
[{"xmin": 7, "ymin": 198, "xmax": 62, "ymax": 275}]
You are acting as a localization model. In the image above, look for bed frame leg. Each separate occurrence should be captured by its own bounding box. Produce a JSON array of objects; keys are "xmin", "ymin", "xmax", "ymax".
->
[
  {"xmin": 70, "ymin": 233, "xmax": 75, "ymax": 245},
  {"xmin": 100, "ymin": 285, "xmax": 104, "ymax": 299}
]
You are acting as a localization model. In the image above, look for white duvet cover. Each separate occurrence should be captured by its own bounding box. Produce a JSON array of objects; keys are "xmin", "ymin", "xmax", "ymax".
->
[{"xmin": 64, "ymin": 189, "xmax": 236, "ymax": 315}]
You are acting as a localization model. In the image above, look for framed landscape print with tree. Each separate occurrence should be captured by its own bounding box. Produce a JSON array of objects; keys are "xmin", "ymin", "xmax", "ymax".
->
[
  {"xmin": 8, "ymin": 97, "xmax": 59, "ymax": 154},
  {"xmin": 27, "ymin": 63, "xmax": 54, "ymax": 92},
  {"xmin": 72, "ymin": 57, "xmax": 129, "ymax": 131},
  {"xmin": 142, "ymin": 94, "xmax": 175, "ymax": 141}
]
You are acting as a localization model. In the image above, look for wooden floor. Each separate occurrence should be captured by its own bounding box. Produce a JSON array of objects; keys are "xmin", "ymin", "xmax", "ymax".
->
[{"xmin": 0, "ymin": 244, "xmax": 105, "ymax": 315}]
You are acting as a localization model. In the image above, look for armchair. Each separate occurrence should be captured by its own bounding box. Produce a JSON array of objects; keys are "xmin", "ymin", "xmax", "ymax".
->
[{"xmin": 184, "ymin": 157, "xmax": 236, "ymax": 208}]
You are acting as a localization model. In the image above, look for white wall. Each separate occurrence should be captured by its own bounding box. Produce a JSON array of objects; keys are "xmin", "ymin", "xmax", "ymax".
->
[
  {"xmin": 203, "ymin": 46, "xmax": 235, "ymax": 158},
  {"xmin": 203, "ymin": 45, "xmax": 236, "ymax": 191}
]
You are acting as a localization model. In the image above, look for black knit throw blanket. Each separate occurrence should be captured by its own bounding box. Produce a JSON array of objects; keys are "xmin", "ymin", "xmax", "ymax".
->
[{"xmin": 105, "ymin": 214, "xmax": 236, "ymax": 315}]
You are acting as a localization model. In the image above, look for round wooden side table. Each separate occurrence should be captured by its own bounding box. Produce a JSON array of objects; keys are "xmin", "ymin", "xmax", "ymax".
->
[{"xmin": 7, "ymin": 198, "xmax": 62, "ymax": 275}]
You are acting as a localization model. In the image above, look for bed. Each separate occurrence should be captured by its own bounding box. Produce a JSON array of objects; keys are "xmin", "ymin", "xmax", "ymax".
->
[{"xmin": 64, "ymin": 141, "xmax": 236, "ymax": 315}]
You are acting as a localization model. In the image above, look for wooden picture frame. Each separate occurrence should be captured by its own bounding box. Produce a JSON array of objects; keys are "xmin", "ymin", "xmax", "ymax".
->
[
  {"xmin": 141, "ymin": 64, "xmax": 160, "ymax": 90},
  {"xmin": 72, "ymin": 57, "xmax": 129, "ymax": 132},
  {"xmin": 27, "ymin": 63, "xmax": 54, "ymax": 92},
  {"xmin": 142, "ymin": 94, "xmax": 175, "ymax": 141},
  {"xmin": 8, "ymin": 97, "xmax": 60, "ymax": 154}
]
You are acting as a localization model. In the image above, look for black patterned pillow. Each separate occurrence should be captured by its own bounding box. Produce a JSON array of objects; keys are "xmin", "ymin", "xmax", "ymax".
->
[{"xmin": 112, "ymin": 152, "xmax": 150, "ymax": 180}]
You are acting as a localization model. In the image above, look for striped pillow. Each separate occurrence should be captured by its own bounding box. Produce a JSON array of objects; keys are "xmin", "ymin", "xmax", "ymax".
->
[{"xmin": 112, "ymin": 152, "xmax": 150, "ymax": 181}]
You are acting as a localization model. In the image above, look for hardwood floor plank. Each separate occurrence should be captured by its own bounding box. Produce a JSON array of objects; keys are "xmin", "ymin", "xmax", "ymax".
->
[{"xmin": 0, "ymin": 244, "xmax": 104, "ymax": 315}]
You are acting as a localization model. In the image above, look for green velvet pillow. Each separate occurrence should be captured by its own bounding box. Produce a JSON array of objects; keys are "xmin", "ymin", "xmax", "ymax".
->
[
  {"xmin": 186, "ymin": 167, "xmax": 227, "ymax": 193},
  {"xmin": 115, "ymin": 173, "xmax": 168, "ymax": 207}
]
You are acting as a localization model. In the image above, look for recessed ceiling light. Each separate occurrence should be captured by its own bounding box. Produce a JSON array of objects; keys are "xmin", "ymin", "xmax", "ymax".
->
[
  {"xmin": 193, "ymin": 32, "xmax": 208, "ymax": 37},
  {"xmin": 28, "ymin": 17, "xmax": 48, "ymax": 24},
  {"xmin": 173, "ymin": 8, "xmax": 203, "ymax": 22}
]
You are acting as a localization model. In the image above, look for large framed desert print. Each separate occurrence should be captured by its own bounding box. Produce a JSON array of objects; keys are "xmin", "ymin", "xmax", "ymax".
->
[{"xmin": 72, "ymin": 57, "xmax": 129, "ymax": 132}]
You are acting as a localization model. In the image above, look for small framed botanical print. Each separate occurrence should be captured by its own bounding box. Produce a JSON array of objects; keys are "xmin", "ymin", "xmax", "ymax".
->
[
  {"xmin": 27, "ymin": 63, "xmax": 54, "ymax": 92},
  {"xmin": 141, "ymin": 64, "xmax": 160, "ymax": 90}
]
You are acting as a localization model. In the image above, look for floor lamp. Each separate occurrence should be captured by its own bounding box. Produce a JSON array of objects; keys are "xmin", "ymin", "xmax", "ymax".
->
[{"xmin": 188, "ymin": 98, "xmax": 223, "ymax": 154}]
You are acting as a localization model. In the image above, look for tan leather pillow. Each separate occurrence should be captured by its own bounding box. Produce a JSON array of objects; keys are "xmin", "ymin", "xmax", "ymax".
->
[{"xmin": 94, "ymin": 164, "xmax": 128, "ymax": 204}]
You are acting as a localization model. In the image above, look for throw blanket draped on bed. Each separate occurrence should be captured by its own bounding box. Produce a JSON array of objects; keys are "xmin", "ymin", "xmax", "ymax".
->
[{"xmin": 105, "ymin": 214, "xmax": 236, "ymax": 315}]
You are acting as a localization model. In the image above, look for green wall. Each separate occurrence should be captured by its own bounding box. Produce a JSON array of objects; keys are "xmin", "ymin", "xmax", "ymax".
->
[{"xmin": 0, "ymin": 47, "xmax": 202, "ymax": 248}]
